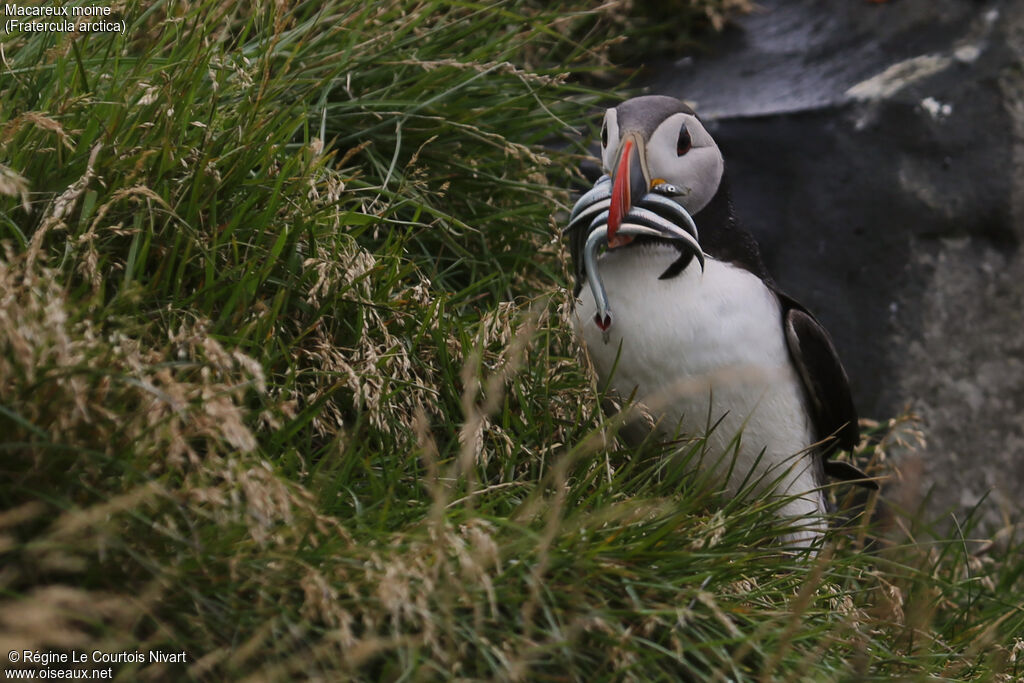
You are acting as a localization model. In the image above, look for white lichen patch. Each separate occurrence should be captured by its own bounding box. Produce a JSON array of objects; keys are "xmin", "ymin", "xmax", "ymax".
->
[
  {"xmin": 920, "ymin": 97, "xmax": 953, "ymax": 120},
  {"xmin": 846, "ymin": 54, "xmax": 952, "ymax": 101},
  {"xmin": 954, "ymin": 44, "xmax": 982, "ymax": 64}
]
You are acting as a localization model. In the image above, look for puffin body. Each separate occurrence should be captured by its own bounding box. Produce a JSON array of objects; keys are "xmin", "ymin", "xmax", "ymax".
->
[
  {"xmin": 576, "ymin": 245, "xmax": 826, "ymax": 545},
  {"xmin": 566, "ymin": 95, "xmax": 871, "ymax": 548}
]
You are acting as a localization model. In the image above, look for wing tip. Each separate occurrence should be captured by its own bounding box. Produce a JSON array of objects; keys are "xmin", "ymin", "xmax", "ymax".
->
[{"xmin": 823, "ymin": 459, "xmax": 880, "ymax": 490}]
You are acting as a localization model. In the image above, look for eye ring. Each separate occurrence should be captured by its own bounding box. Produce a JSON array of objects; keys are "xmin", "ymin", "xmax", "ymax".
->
[
  {"xmin": 676, "ymin": 125, "xmax": 692, "ymax": 156},
  {"xmin": 601, "ymin": 120, "xmax": 608, "ymax": 148}
]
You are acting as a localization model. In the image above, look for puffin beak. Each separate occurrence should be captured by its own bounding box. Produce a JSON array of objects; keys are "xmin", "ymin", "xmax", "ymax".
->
[{"xmin": 608, "ymin": 132, "xmax": 650, "ymax": 248}]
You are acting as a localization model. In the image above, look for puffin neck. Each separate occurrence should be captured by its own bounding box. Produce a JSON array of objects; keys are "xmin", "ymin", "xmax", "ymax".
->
[{"xmin": 693, "ymin": 174, "xmax": 774, "ymax": 284}]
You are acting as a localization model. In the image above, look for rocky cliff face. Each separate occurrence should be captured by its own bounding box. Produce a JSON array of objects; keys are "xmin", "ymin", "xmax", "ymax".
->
[{"xmin": 643, "ymin": 0, "xmax": 1024, "ymax": 526}]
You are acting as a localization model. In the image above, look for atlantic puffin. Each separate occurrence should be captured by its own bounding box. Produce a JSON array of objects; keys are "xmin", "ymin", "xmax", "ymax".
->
[{"xmin": 565, "ymin": 95, "xmax": 874, "ymax": 548}]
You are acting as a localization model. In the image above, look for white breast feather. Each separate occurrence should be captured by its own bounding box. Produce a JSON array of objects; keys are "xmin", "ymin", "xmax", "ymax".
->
[{"xmin": 575, "ymin": 244, "xmax": 825, "ymax": 546}]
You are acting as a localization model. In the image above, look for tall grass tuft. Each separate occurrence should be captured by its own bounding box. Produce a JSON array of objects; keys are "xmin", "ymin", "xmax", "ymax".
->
[{"xmin": 1, "ymin": 0, "xmax": 1021, "ymax": 680}]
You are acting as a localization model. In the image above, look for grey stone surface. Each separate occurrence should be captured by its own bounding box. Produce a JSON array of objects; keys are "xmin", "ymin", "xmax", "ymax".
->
[{"xmin": 641, "ymin": 0, "xmax": 1024, "ymax": 527}]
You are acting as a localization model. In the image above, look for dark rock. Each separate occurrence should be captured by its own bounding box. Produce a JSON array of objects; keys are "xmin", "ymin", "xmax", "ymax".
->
[{"xmin": 639, "ymin": 0, "xmax": 1024, "ymax": 526}]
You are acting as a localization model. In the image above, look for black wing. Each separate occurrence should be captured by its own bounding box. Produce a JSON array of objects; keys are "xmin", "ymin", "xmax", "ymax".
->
[{"xmin": 779, "ymin": 293, "xmax": 877, "ymax": 489}]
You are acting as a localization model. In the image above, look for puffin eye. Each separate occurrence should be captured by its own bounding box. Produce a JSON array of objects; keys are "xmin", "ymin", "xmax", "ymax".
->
[
  {"xmin": 600, "ymin": 120, "xmax": 608, "ymax": 148},
  {"xmin": 676, "ymin": 125, "xmax": 692, "ymax": 156}
]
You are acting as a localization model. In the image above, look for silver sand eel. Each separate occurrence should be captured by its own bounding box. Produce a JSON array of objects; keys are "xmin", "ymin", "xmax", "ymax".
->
[{"xmin": 566, "ymin": 178, "xmax": 705, "ymax": 342}]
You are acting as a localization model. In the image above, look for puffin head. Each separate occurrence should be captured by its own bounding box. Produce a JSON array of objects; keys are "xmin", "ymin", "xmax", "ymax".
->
[{"xmin": 601, "ymin": 95, "xmax": 724, "ymax": 248}]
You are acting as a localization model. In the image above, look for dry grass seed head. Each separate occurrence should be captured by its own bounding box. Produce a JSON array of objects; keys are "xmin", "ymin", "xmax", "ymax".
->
[
  {"xmin": 0, "ymin": 251, "xmax": 273, "ymax": 481},
  {"xmin": 25, "ymin": 143, "xmax": 102, "ymax": 273},
  {"xmin": 0, "ymin": 586, "xmax": 137, "ymax": 655},
  {"xmin": 0, "ymin": 111, "xmax": 75, "ymax": 150},
  {"xmin": 0, "ymin": 164, "xmax": 31, "ymax": 213},
  {"xmin": 297, "ymin": 234, "xmax": 440, "ymax": 438}
]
